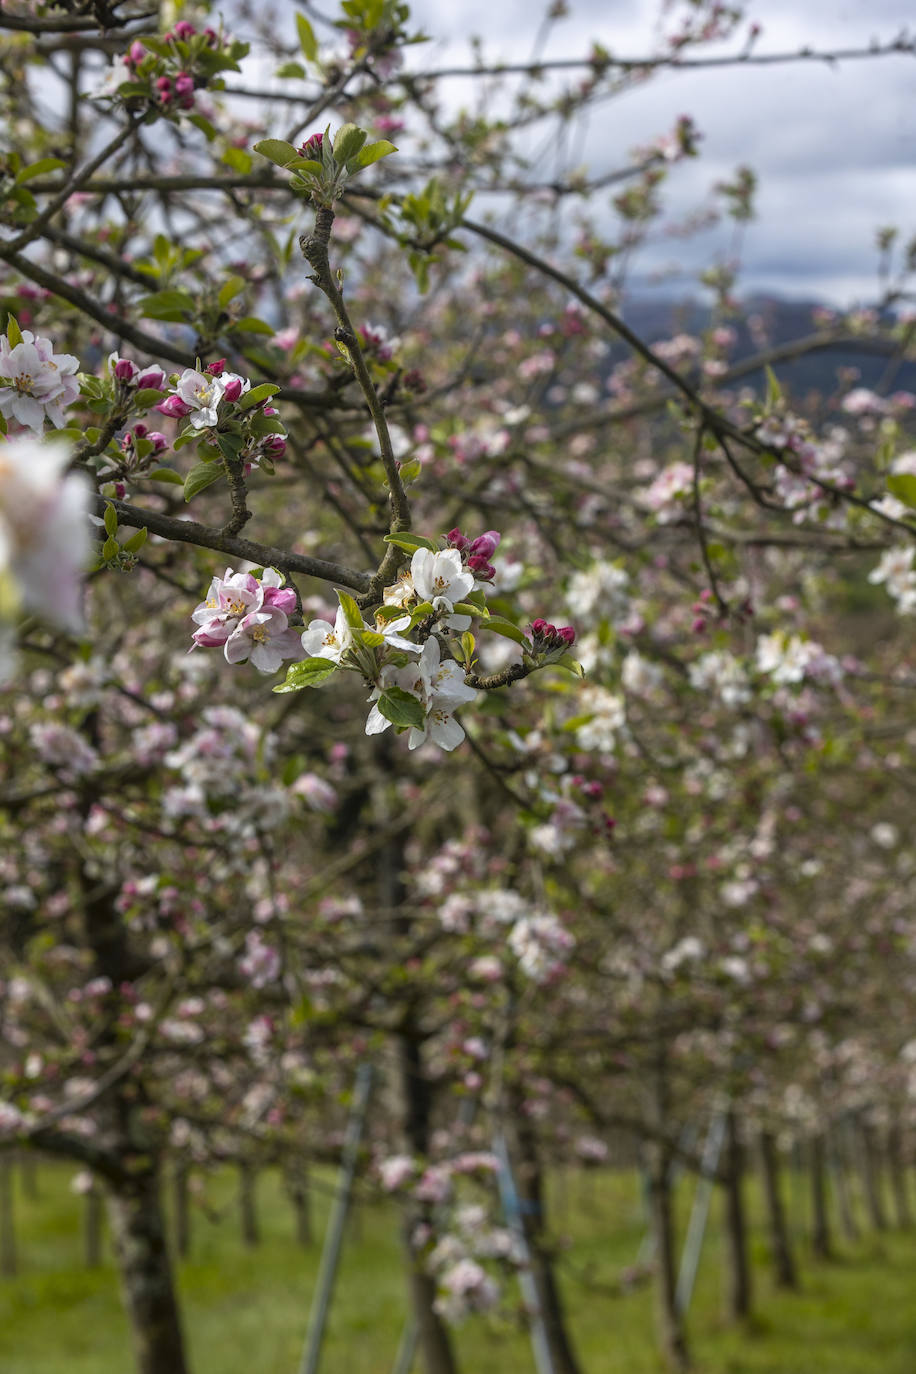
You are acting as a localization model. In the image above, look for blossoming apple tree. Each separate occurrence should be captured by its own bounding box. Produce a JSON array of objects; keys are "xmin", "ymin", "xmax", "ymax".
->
[{"xmin": 1, "ymin": 1, "xmax": 916, "ymax": 1372}]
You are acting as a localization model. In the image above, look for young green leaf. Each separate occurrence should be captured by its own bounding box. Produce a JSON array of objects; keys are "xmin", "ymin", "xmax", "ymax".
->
[
  {"xmin": 184, "ymin": 463, "xmax": 223, "ymax": 502},
  {"xmin": 484, "ymin": 616, "xmax": 530, "ymax": 647},
  {"xmin": 273, "ymin": 657, "xmax": 338, "ymax": 692},
  {"xmin": 296, "ymin": 12, "xmax": 318, "ymax": 61},
  {"xmin": 353, "ymin": 139, "xmax": 397, "ymax": 170},
  {"xmin": 378, "ymin": 686, "xmax": 427, "ymax": 730},
  {"xmin": 253, "ymin": 138, "xmax": 299, "ymax": 167},
  {"xmin": 336, "ymin": 589, "xmax": 365, "ymax": 630}
]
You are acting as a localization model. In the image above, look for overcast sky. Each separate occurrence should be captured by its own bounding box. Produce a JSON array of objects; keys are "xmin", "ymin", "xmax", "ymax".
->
[{"xmin": 399, "ymin": 0, "xmax": 915, "ymax": 305}]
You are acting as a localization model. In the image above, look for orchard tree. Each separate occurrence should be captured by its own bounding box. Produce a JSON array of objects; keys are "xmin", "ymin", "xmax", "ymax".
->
[{"xmin": 1, "ymin": 2, "xmax": 916, "ymax": 1373}]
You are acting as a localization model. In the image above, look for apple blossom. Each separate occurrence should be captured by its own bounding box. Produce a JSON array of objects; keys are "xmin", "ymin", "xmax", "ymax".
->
[
  {"xmin": 300, "ymin": 607, "xmax": 354, "ymax": 663},
  {"xmin": 224, "ymin": 605, "xmax": 302, "ymax": 673},
  {"xmin": 0, "ymin": 330, "xmax": 80, "ymax": 433}
]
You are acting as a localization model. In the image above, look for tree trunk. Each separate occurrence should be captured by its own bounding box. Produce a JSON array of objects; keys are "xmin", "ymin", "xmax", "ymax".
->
[
  {"xmin": 646, "ymin": 1148, "xmax": 690, "ymax": 1372},
  {"xmin": 0, "ymin": 1156, "xmax": 16, "ymax": 1277},
  {"xmin": 85, "ymin": 1183, "xmax": 104, "ymax": 1268},
  {"xmin": 173, "ymin": 1163, "xmax": 191, "ymax": 1259},
  {"xmin": 238, "ymin": 1163, "xmax": 259, "ymax": 1248},
  {"xmin": 829, "ymin": 1125, "xmax": 859, "ymax": 1243},
  {"xmin": 723, "ymin": 1109, "xmax": 752, "ymax": 1319},
  {"xmin": 858, "ymin": 1118, "xmax": 887, "ymax": 1231},
  {"xmin": 106, "ymin": 1167, "xmax": 190, "ymax": 1374},
  {"xmin": 507, "ymin": 1103, "xmax": 584, "ymax": 1374},
  {"xmin": 810, "ymin": 1133, "xmax": 831, "ymax": 1260},
  {"xmin": 399, "ymin": 1033, "xmax": 459, "ymax": 1374},
  {"xmin": 286, "ymin": 1165, "xmax": 312, "ymax": 1247},
  {"xmin": 887, "ymin": 1123, "xmax": 911, "ymax": 1229},
  {"xmin": 758, "ymin": 1129, "xmax": 797, "ymax": 1289}
]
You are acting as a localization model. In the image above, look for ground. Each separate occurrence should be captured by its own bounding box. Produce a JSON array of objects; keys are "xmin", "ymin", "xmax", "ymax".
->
[{"xmin": 1, "ymin": 1159, "xmax": 915, "ymax": 1373}]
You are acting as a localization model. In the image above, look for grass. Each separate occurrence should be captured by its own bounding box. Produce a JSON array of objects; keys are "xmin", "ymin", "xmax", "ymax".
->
[{"xmin": 1, "ymin": 1157, "xmax": 915, "ymax": 1373}]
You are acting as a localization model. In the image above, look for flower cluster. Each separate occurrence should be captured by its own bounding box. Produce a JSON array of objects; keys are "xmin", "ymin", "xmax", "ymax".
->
[
  {"xmin": 0, "ymin": 327, "xmax": 79, "ymax": 433},
  {"xmin": 93, "ymin": 25, "xmax": 249, "ymax": 119},
  {"xmin": 108, "ymin": 353, "xmax": 167, "ymax": 394},
  {"xmin": 192, "ymin": 525, "xmax": 579, "ymax": 752},
  {"xmin": 366, "ymin": 636, "xmax": 476, "ymax": 751},
  {"xmin": 157, "ymin": 362, "xmax": 287, "ymax": 470},
  {"xmin": 191, "ymin": 568, "xmax": 300, "ymax": 672}
]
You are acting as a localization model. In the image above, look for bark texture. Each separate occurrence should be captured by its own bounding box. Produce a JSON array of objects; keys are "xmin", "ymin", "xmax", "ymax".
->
[
  {"xmin": 107, "ymin": 1168, "xmax": 190, "ymax": 1374},
  {"xmin": 759, "ymin": 1129, "xmax": 797, "ymax": 1289}
]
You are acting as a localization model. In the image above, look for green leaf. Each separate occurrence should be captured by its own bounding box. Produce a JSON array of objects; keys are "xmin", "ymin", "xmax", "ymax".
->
[
  {"xmin": 184, "ymin": 463, "xmax": 222, "ymax": 501},
  {"xmin": 103, "ymin": 503, "xmax": 119, "ymax": 538},
  {"xmin": 239, "ymin": 382, "xmax": 281, "ymax": 409},
  {"xmin": 275, "ymin": 60, "xmax": 306, "ymax": 79},
  {"xmin": 353, "ymin": 139, "xmax": 397, "ymax": 169},
  {"xmin": 332, "ymin": 123, "xmax": 367, "ymax": 164},
  {"xmin": 232, "ymin": 316, "xmax": 275, "ymax": 335},
  {"xmin": 886, "ymin": 473, "xmax": 916, "ymax": 510},
  {"xmin": 295, "ymin": 11, "xmax": 318, "ymax": 61},
  {"xmin": 218, "ymin": 274, "xmax": 246, "ymax": 308},
  {"xmin": 122, "ymin": 527, "xmax": 148, "ymax": 554},
  {"xmin": 189, "ymin": 113, "xmax": 218, "ymax": 142},
  {"xmin": 273, "ymin": 657, "xmax": 338, "ymax": 692},
  {"xmin": 101, "ymin": 536, "xmax": 119, "ymax": 561},
  {"xmin": 485, "ymin": 616, "xmax": 530, "ymax": 647},
  {"xmin": 764, "ymin": 365, "xmax": 782, "ymax": 411},
  {"xmin": 248, "ymin": 414, "xmax": 287, "ymax": 436},
  {"xmin": 146, "ymin": 467, "xmax": 184, "ymax": 484},
  {"xmin": 375, "ymin": 604, "xmax": 410, "ymax": 622},
  {"xmin": 221, "ymin": 146, "xmax": 253, "ymax": 175},
  {"xmin": 216, "ymin": 433, "xmax": 245, "ymax": 463},
  {"xmin": 6, "ymin": 315, "xmax": 23, "ymax": 348},
  {"xmin": 398, "ymin": 458, "xmax": 421, "ymax": 485},
  {"xmin": 378, "ymin": 686, "xmax": 426, "ymax": 730},
  {"xmin": 253, "ymin": 138, "xmax": 299, "ymax": 168},
  {"xmin": 556, "ymin": 653, "xmax": 585, "ymax": 678},
  {"xmin": 336, "ymin": 589, "xmax": 365, "ymax": 630},
  {"xmin": 137, "ymin": 290, "xmax": 195, "ymax": 322},
  {"xmin": 16, "ymin": 157, "xmax": 66, "ymax": 183},
  {"xmin": 403, "ymin": 601, "xmax": 432, "ymax": 628},
  {"xmin": 453, "ymin": 601, "xmax": 488, "ymax": 619},
  {"xmin": 133, "ymin": 387, "xmax": 165, "ymax": 409},
  {"xmin": 383, "ymin": 532, "xmax": 438, "ymax": 553}
]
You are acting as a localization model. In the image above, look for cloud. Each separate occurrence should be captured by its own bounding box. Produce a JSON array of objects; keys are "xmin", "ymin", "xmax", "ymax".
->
[{"xmin": 404, "ymin": 0, "xmax": 916, "ymax": 303}]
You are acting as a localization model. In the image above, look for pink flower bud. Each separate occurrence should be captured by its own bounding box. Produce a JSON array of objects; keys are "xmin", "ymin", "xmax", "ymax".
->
[
  {"xmin": 132, "ymin": 422, "xmax": 148, "ymax": 438},
  {"xmin": 531, "ymin": 619, "xmax": 550, "ymax": 637},
  {"xmin": 137, "ymin": 367, "xmax": 167, "ymax": 390},
  {"xmin": 222, "ymin": 377, "xmax": 243, "ymax": 402},
  {"xmin": 262, "ymin": 435, "xmax": 286, "ymax": 457},
  {"xmin": 148, "ymin": 432, "xmax": 169, "ymax": 453},
  {"xmin": 113, "ymin": 358, "xmax": 137, "ymax": 382},
  {"xmin": 155, "ymin": 76, "xmax": 173, "ymax": 99},
  {"xmin": 156, "ymin": 395, "xmax": 193, "ymax": 418},
  {"xmin": 127, "ymin": 41, "xmax": 146, "ymax": 66},
  {"xmin": 298, "ymin": 131, "xmax": 324, "ymax": 160},
  {"xmin": 173, "ymin": 20, "xmax": 196, "ymax": 38},
  {"xmin": 557, "ymin": 625, "xmax": 576, "ymax": 647},
  {"xmin": 467, "ymin": 555, "xmax": 495, "ymax": 580},
  {"xmin": 202, "ymin": 26, "xmax": 219, "ymax": 46},
  {"xmin": 206, "ymin": 359, "xmax": 226, "ymax": 376},
  {"xmin": 447, "ymin": 527, "xmax": 470, "ymax": 551},
  {"xmin": 469, "ymin": 530, "xmax": 501, "ymax": 560}
]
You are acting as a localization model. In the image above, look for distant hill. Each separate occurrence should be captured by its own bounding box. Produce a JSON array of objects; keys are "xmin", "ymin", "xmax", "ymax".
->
[{"xmin": 620, "ymin": 294, "xmax": 915, "ymax": 399}]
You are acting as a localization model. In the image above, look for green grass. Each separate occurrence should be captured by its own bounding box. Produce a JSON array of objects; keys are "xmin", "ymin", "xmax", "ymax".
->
[{"xmin": 1, "ymin": 1159, "xmax": 915, "ymax": 1373}]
